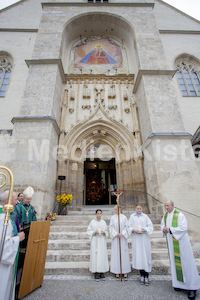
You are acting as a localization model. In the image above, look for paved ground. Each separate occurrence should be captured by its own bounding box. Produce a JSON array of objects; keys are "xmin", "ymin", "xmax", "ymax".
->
[{"xmin": 23, "ymin": 275, "xmax": 200, "ymax": 300}]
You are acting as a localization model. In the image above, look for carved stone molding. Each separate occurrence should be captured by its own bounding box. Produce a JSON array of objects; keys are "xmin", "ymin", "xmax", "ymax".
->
[
  {"xmin": 70, "ymin": 90, "xmax": 75, "ymax": 101},
  {"xmin": 108, "ymin": 85, "xmax": 116, "ymax": 99},
  {"xmin": 124, "ymin": 107, "xmax": 130, "ymax": 113},
  {"xmin": 92, "ymin": 130, "xmax": 107, "ymax": 137},
  {"xmin": 108, "ymin": 105, "xmax": 117, "ymax": 110},
  {"xmin": 62, "ymin": 89, "xmax": 68, "ymax": 108},
  {"xmin": 82, "ymin": 105, "xmax": 91, "ymax": 109},
  {"xmin": 123, "ymin": 90, "xmax": 128, "ymax": 101},
  {"xmin": 66, "ymin": 74, "xmax": 134, "ymax": 85},
  {"xmin": 83, "ymin": 85, "xmax": 91, "ymax": 99}
]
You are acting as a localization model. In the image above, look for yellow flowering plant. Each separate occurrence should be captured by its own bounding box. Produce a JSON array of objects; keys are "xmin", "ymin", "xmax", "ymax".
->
[{"xmin": 57, "ymin": 193, "xmax": 73, "ymax": 207}]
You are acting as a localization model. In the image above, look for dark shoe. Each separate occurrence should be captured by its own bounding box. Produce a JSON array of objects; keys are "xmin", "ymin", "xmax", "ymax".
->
[
  {"xmin": 188, "ymin": 290, "xmax": 196, "ymax": 300},
  {"xmin": 174, "ymin": 288, "xmax": 182, "ymax": 291},
  {"xmin": 100, "ymin": 273, "xmax": 105, "ymax": 280},
  {"xmin": 94, "ymin": 273, "xmax": 100, "ymax": 282}
]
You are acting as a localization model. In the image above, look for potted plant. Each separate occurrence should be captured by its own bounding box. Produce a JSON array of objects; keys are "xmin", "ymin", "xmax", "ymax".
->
[{"xmin": 56, "ymin": 193, "xmax": 73, "ymax": 215}]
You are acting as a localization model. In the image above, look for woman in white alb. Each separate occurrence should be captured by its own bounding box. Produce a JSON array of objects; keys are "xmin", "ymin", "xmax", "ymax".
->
[
  {"xmin": 109, "ymin": 206, "xmax": 131, "ymax": 280},
  {"xmin": 87, "ymin": 209, "xmax": 109, "ymax": 281}
]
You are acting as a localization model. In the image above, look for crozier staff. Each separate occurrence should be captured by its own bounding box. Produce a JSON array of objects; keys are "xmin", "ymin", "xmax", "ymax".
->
[
  {"xmin": 109, "ymin": 205, "xmax": 131, "ymax": 281},
  {"xmin": 161, "ymin": 200, "xmax": 200, "ymax": 300}
]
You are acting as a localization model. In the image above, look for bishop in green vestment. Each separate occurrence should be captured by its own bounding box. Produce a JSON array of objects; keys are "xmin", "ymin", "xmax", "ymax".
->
[{"xmin": 14, "ymin": 186, "xmax": 37, "ymax": 228}]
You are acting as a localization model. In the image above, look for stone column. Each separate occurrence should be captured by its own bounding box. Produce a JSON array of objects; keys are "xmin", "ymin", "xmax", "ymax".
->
[
  {"xmin": 10, "ymin": 62, "xmax": 64, "ymax": 219},
  {"xmin": 132, "ymin": 8, "xmax": 200, "ymax": 238}
]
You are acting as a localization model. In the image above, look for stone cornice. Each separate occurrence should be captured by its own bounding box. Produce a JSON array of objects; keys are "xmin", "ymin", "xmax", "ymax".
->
[
  {"xmin": 0, "ymin": 129, "xmax": 13, "ymax": 136},
  {"xmin": 191, "ymin": 126, "xmax": 200, "ymax": 146},
  {"xmin": 142, "ymin": 132, "xmax": 192, "ymax": 150},
  {"xmin": 159, "ymin": 30, "xmax": 200, "ymax": 35},
  {"xmin": 11, "ymin": 116, "xmax": 60, "ymax": 135},
  {"xmin": 25, "ymin": 59, "xmax": 65, "ymax": 83},
  {"xmin": 0, "ymin": 28, "xmax": 38, "ymax": 32},
  {"xmin": 41, "ymin": 2, "xmax": 154, "ymax": 8},
  {"xmin": 133, "ymin": 69, "xmax": 176, "ymax": 93},
  {"xmin": 148, "ymin": 132, "xmax": 192, "ymax": 140},
  {"xmin": 65, "ymin": 73, "xmax": 134, "ymax": 83}
]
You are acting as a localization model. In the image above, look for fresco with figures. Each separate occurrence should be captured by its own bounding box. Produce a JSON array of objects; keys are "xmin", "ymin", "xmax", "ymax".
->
[{"xmin": 69, "ymin": 36, "xmax": 128, "ymax": 74}]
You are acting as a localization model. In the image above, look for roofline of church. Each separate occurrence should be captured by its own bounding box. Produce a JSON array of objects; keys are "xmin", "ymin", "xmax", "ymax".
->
[
  {"xmin": 0, "ymin": 0, "xmax": 199, "ymax": 25},
  {"xmin": 156, "ymin": 0, "xmax": 200, "ymax": 24},
  {"xmin": 41, "ymin": 2, "xmax": 155, "ymax": 8}
]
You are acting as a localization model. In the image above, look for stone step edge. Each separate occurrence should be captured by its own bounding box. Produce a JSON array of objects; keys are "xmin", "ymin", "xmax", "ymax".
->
[
  {"xmin": 47, "ymin": 238, "xmax": 167, "ymax": 243},
  {"xmin": 49, "ymin": 230, "xmax": 163, "ymax": 239},
  {"xmin": 46, "ymin": 248, "xmax": 168, "ymax": 254},
  {"xmin": 45, "ymin": 258, "xmax": 200, "ymax": 269},
  {"xmin": 44, "ymin": 260, "xmax": 169, "ymax": 269},
  {"xmin": 43, "ymin": 274, "xmax": 172, "ymax": 281}
]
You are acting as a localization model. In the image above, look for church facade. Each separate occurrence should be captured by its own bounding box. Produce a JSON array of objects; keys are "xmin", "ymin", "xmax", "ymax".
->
[{"xmin": 0, "ymin": 0, "xmax": 200, "ymax": 238}]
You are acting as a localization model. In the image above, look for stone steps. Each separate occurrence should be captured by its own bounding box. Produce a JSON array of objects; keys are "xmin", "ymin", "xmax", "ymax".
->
[
  {"xmin": 45, "ymin": 259, "xmax": 200, "ymax": 276},
  {"xmin": 49, "ymin": 223, "xmax": 162, "ymax": 232},
  {"xmin": 55, "ymin": 213, "xmax": 161, "ymax": 220},
  {"xmin": 44, "ymin": 260, "xmax": 170, "ymax": 276},
  {"xmin": 48, "ymin": 230, "xmax": 163, "ymax": 240},
  {"xmin": 45, "ymin": 207, "xmax": 200, "ymax": 276},
  {"xmin": 47, "ymin": 237, "xmax": 167, "ymax": 251},
  {"xmin": 46, "ymin": 249, "xmax": 169, "ymax": 262},
  {"xmin": 51, "ymin": 218, "xmax": 162, "ymax": 226}
]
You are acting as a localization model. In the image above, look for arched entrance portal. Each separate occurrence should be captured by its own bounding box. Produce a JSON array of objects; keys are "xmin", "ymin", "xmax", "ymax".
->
[{"xmin": 57, "ymin": 105, "xmax": 145, "ymax": 208}]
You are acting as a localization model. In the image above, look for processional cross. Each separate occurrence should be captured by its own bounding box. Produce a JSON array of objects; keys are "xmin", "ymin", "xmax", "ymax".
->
[{"xmin": 111, "ymin": 188, "xmax": 123, "ymax": 281}]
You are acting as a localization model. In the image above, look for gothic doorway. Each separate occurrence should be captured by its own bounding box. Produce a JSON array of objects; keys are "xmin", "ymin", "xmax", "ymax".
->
[{"xmin": 84, "ymin": 158, "xmax": 117, "ymax": 205}]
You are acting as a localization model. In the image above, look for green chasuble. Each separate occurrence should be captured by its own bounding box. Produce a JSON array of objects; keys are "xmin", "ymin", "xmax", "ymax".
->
[
  {"xmin": 14, "ymin": 202, "xmax": 37, "ymax": 228},
  {"xmin": 164, "ymin": 208, "xmax": 183, "ymax": 282}
]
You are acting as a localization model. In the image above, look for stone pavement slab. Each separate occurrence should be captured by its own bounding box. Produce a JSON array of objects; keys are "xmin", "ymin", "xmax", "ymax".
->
[{"xmin": 23, "ymin": 275, "xmax": 200, "ymax": 300}]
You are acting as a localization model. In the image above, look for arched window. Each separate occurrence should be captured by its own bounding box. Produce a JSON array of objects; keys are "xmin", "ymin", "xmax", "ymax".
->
[
  {"xmin": 0, "ymin": 57, "xmax": 12, "ymax": 97},
  {"xmin": 176, "ymin": 60, "xmax": 200, "ymax": 97}
]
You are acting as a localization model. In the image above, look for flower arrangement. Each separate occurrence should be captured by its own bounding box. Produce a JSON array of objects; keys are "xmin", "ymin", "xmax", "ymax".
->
[
  {"xmin": 46, "ymin": 212, "xmax": 57, "ymax": 221},
  {"xmin": 57, "ymin": 193, "xmax": 73, "ymax": 207}
]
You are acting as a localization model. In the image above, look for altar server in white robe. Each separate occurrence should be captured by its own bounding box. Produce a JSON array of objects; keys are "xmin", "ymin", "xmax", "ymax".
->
[
  {"xmin": 161, "ymin": 200, "xmax": 200, "ymax": 300},
  {"xmin": 128, "ymin": 204, "xmax": 153, "ymax": 285},
  {"xmin": 0, "ymin": 191, "xmax": 25, "ymax": 300},
  {"xmin": 109, "ymin": 206, "xmax": 131, "ymax": 280},
  {"xmin": 87, "ymin": 209, "xmax": 109, "ymax": 281}
]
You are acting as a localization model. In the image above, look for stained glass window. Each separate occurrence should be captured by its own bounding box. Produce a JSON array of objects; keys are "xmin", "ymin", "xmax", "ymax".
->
[
  {"xmin": 176, "ymin": 63, "xmax": 200, "ymax": 97},
  {"xmin": 0, "ymin": 58, "xmax": 12, "ymax": 97}
]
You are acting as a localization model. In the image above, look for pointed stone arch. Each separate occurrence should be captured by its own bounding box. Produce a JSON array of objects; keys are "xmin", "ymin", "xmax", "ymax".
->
[
  {"xmin": 57, "ymin": 105, "xmax": 145, "ymax": 207},
  {"xmin": 60, "ymin": 104, "xmax": 140, "ymax": 163}
]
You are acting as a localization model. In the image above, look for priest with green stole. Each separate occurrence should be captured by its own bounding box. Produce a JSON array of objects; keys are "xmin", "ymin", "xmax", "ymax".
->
[
  {"xmin": 14, "ymin": 186, "xmax": 37, "ymax": 229},
  {"xmin": 161, "ymin": 200, "xmax": 200, "ymax": 300}
]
